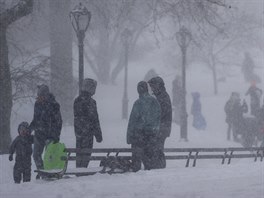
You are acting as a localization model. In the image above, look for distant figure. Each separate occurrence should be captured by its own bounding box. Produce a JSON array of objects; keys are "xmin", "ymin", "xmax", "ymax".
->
[
  {"xmin": 30, "ymin": 84, "xmax": 62, "ymax": 171},
  {"xmin": 191, "ymin": 92, "xmax": 206, "ymax": 130},
  {"xmin": 144, "ymin": 69, "xmax": 158, "ymax": 82},
  {"xmin": 127, "ymin": 81, "xmax": 161, "ymax": 171},
  {"xmin": 148, "ymin": 76, "xmax": 172, "ymax": 169},
  {"xmin": 74, "ymin": 78, "xmax": 103, "ymax": 168},
  {"xmin": 9, "ymin": 122, "xmax": 34, "ymax": 183},
  {"xmin": 172, "ymin": 75, "xmax": 183, "ymax": 125},
  {"xmin": 245, "ymin": 81, "xmax": 262, "ymax": 116},
  {"xmin": 258, "ymin": 102, "xmax": 264, "ymax": 147},
  {"xmin": 224, "ymin": 92, "xmax": 248, "ymax": 141}
]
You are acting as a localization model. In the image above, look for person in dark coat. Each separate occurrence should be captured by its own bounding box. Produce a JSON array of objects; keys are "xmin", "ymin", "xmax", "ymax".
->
[
  {"xmin": 191, "ymin": 92, "xmax": 206, "ymax": 130},
  {"xmin": 172, "ymin": 75, "xmax": 183, "ymax": 125},
  {"xmin": 9, "ymin": 122, "xmax": 34, "ymax": 183},
  {"xmin": 30, "ymin": 84, "xmax": 62, "ymax": 170},
  {"xmin": 245, "ymin": 81, "xmax": 262, "ymax": 116},
  {"xmin": 148, "ymin": 76, "xmax": 172, "ymax": 168},
  {"xmin": 74, "ymin": 78, "xmax": 103, "ymax": 168},
  {"xmin": 225, "ymin": 92, "xmax": 248, "ymax": 142},
  {"xmin": 127, "ymin": 81, "xmax": 161, "ymax": 171}
]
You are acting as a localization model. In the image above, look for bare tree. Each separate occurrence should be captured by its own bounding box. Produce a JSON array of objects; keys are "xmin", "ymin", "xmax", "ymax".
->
[
  {"xmin": 0, "ymin": 0, "xmax": 33, "ymax": 153},
  {"xmin": 194, "ymin": 9, "xmax": 263, "ymax": 95}
]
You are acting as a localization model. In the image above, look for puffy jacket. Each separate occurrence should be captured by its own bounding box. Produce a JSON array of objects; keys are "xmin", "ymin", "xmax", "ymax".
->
[
  {"xmin": 74, "ymin": 91, "xmax": 102, "ymax": 142},
  {"xmin": 30, "ymin": 94, "xmax": 62, "ymax": 141},
  {"xmin": 127, "ymin": 93, "xmax": 161, "ymax": 144},
  {"xmin": 9, "ymin": 135, "xmax": 34, "ymax": 162}
]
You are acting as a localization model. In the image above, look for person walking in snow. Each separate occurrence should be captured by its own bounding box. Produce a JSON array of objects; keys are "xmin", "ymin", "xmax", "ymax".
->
[
  {"xmin": 9, "ymin": 122, "xmax": 34, "ymax": 183},
  {"xmin": 191, "ymin": 92, "xmax": 207, "ymax": 130},
  {"xmin": 30, "ymin": 84, "xmax": 62, "ymax": 171},
  {"xmin": 245, "ymin": 81, "xmax": 262, "ymax": 117},
  {"xmin": 148, "ymin": 76, "xmax": 172, "ymax": 168},
  {"xmin": 127, "ymin": 81, "xmax": 161, "ymax": 171},
  {"xmin": 74, "ymin": 78, "xmax": 103, "ymax": 168}
]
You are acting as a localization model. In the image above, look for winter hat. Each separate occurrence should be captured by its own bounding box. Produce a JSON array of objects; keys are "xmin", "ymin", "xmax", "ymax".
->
[
  {"xmin": 82, "ymin": 78, "xmax": 97, "ymax": 95},
  {"xmin": 230, "ymin": 92, "xmax": 240, "ymax": 101},
  {"xmin": 37, "ymin": 84, "xmax": 49, "ymax": 97},
  {"xmin": 148, "ymin": 76, "xmax": 165, "ymax": 93},
  {"xmin": 18, "ymin": 122, "xmax": 30, "ymax": 134},
  {"xmin": 137, "ymin": 81, "xmax": 148, "ymax": 95},
  {"xmin": 148, "ymin": 76, "xmax": 165, "ymax": 87}
]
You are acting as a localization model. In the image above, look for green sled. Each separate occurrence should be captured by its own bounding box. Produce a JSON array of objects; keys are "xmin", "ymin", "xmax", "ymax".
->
[{"xmin": 43, "ymin": 142, "xmax": 67, "ymax": 170}]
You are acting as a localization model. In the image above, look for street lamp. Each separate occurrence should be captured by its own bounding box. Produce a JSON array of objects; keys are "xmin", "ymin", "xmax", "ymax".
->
[
  {"xmin": 176, "ymin": 26, "xmax": 192, "ymax": 141},
  {"xmin": 70, "ymin": 3, "xmax": 91, "ymax": 94},
  {"xmin": 121, "ymin": 28, "xmax": 132, "ymax": 119}
]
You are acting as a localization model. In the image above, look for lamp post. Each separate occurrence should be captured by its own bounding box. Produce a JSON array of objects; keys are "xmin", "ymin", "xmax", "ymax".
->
[
  {"xmin": 70, "ymin": 3, "xmax": 91, "ymax": 94},
  {"xmin": 176, "ymin": 26, "xmax": 192, "ymax": 141},
  {"xmin": 121, "ymin": 28, "xmax": 132, "ymax": 119}
]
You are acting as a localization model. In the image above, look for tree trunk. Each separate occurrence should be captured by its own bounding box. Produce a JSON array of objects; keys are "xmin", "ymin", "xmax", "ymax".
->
[
  {"xmin": 0, "ymin": 0, "xmax": 33, "ymax": 153},
  {"xmin": 49, "ymin": 0, "xmax": 74, "ymax": 125},
  {"xmin": 211, "ymin": 62, "xmax": 218, "ymax": 95},
  {"xmin": 0, "ymin": 28, "xmax": 12, "ymax": 153}
]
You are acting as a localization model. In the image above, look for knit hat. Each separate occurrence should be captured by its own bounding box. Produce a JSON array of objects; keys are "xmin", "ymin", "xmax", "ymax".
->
[
  {"xmin": 148, "ymin": 76, "xmax": 165, "ymax": 93},
  {"xmin": 37, "ymin": 84, "xmax": 49, "ymax": 97},
  {"xmin": 82, "ymin": 78, "xmax": 97, "ymax": 95},
  {"xmin": 137, "ymin": 81, "xmax": 148, "ymax": 95},
  {"xmin": 18, "ymin": 122, "xmax": 30, "ymax": 134}
]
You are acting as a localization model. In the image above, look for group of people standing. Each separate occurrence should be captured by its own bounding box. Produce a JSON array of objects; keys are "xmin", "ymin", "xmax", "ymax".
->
[
  {"xmin": 224, "ymin": 81, "xmax": 264, "ymax": 144},
  {"xmin": 127, "ymin": 77, "xmax": 172, "ymax": 171},
  {"xmin": 8, "ymin": 76, "xmax": 172, "ymax": 183}
]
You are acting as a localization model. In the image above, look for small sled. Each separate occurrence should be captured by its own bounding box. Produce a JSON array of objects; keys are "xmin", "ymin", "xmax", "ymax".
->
[{"xmin": 34, "ymin": 141, "xmax": 69, "ymax": 180}]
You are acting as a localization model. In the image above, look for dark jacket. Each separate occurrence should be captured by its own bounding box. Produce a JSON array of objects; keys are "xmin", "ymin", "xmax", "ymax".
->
[
  {"xmin": 74, "ymin": 91, "xmax": 102, "ymax": 142},
  {"xmin": 225, "ymin": 99, "xmax": 248, "ymax": 126},
  {"xmin": 9, "ymin": 135, "xmax": 34, "ymax": 163},
  {"xmin": 127, "ymin": 93, "xmax": 161, "ymax": 144},
  {"xmin": 156, "ymin": 90, "xmax": 172, "ymax": 137},
  {"xmin": 30, "ymin": 94, "xmax": 62, "ymax": 141},
  {"xmin": 246, "ymin": 86, "xmax": 262, "ymax": 115}
]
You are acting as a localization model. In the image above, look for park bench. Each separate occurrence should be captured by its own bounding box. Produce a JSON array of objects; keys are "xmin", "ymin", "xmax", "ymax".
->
[
  {"xmin": 60, "ymin": 147, "xmax": 264, "ymax": 177},
  {"xmin": 35, "ymin": 146, "xmax": 264, "ymax": 179},
  {"xmin": 163, "ymin": 147, "xmax": 264, "ymax": 167}
]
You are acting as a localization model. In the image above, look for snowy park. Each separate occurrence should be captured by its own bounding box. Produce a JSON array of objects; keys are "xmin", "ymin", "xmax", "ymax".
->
[{"xmin": 0, "ymin": 0, "xmax": 264, "ymax": 198}]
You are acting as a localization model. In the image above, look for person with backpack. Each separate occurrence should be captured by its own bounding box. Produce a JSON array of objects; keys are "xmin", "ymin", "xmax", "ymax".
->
[
  {"xmin": 148, "ymin": 76, "xmax": 172, "ymax": 168},
  {"xmin": 29, "ymin": 84, "xmax": 62, "ymax": 171},
  {"xmin": 74, "ymin": 78, "xmax": 103, "ymax": 168},
  {"xmin": 127, "ymin": 81, "xmax": 161, "ymax": 171},
  {"xmin": 9, "ymin": 122, "xmax": 34, "ymax": 183}
]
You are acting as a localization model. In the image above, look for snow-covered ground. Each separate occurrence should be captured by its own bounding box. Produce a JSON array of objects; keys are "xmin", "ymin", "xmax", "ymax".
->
[{"xmin": 1, "ymin": 51, "xmax": 264, "ymax": 198}]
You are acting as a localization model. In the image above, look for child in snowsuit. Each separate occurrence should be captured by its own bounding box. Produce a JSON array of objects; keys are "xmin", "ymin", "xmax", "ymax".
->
[{"xmin": 9, "ymin": 122, "xmax": 34, "ymax": 183}]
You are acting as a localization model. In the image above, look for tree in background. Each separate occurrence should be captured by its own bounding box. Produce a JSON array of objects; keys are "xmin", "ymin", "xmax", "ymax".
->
[
  {"xmin": 49, "ymin": 0, "xmax": 74, "ymax": 124},
  {"xmin": 0, "ymin": 0, "xmax": 33, "ymax": 153}
]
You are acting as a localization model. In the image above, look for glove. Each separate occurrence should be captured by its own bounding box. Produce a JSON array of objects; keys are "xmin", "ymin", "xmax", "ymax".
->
[
  {"xmin": 96, "ymin": 136, "xmax": 102, "ymax": 143},
  {"xmin": 9, "ymin": 155, "xmax": 13, "ymax": 161},
  {"xmin": 52, "ymin": 137, "xmax": 59, "ymax": 144}
]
